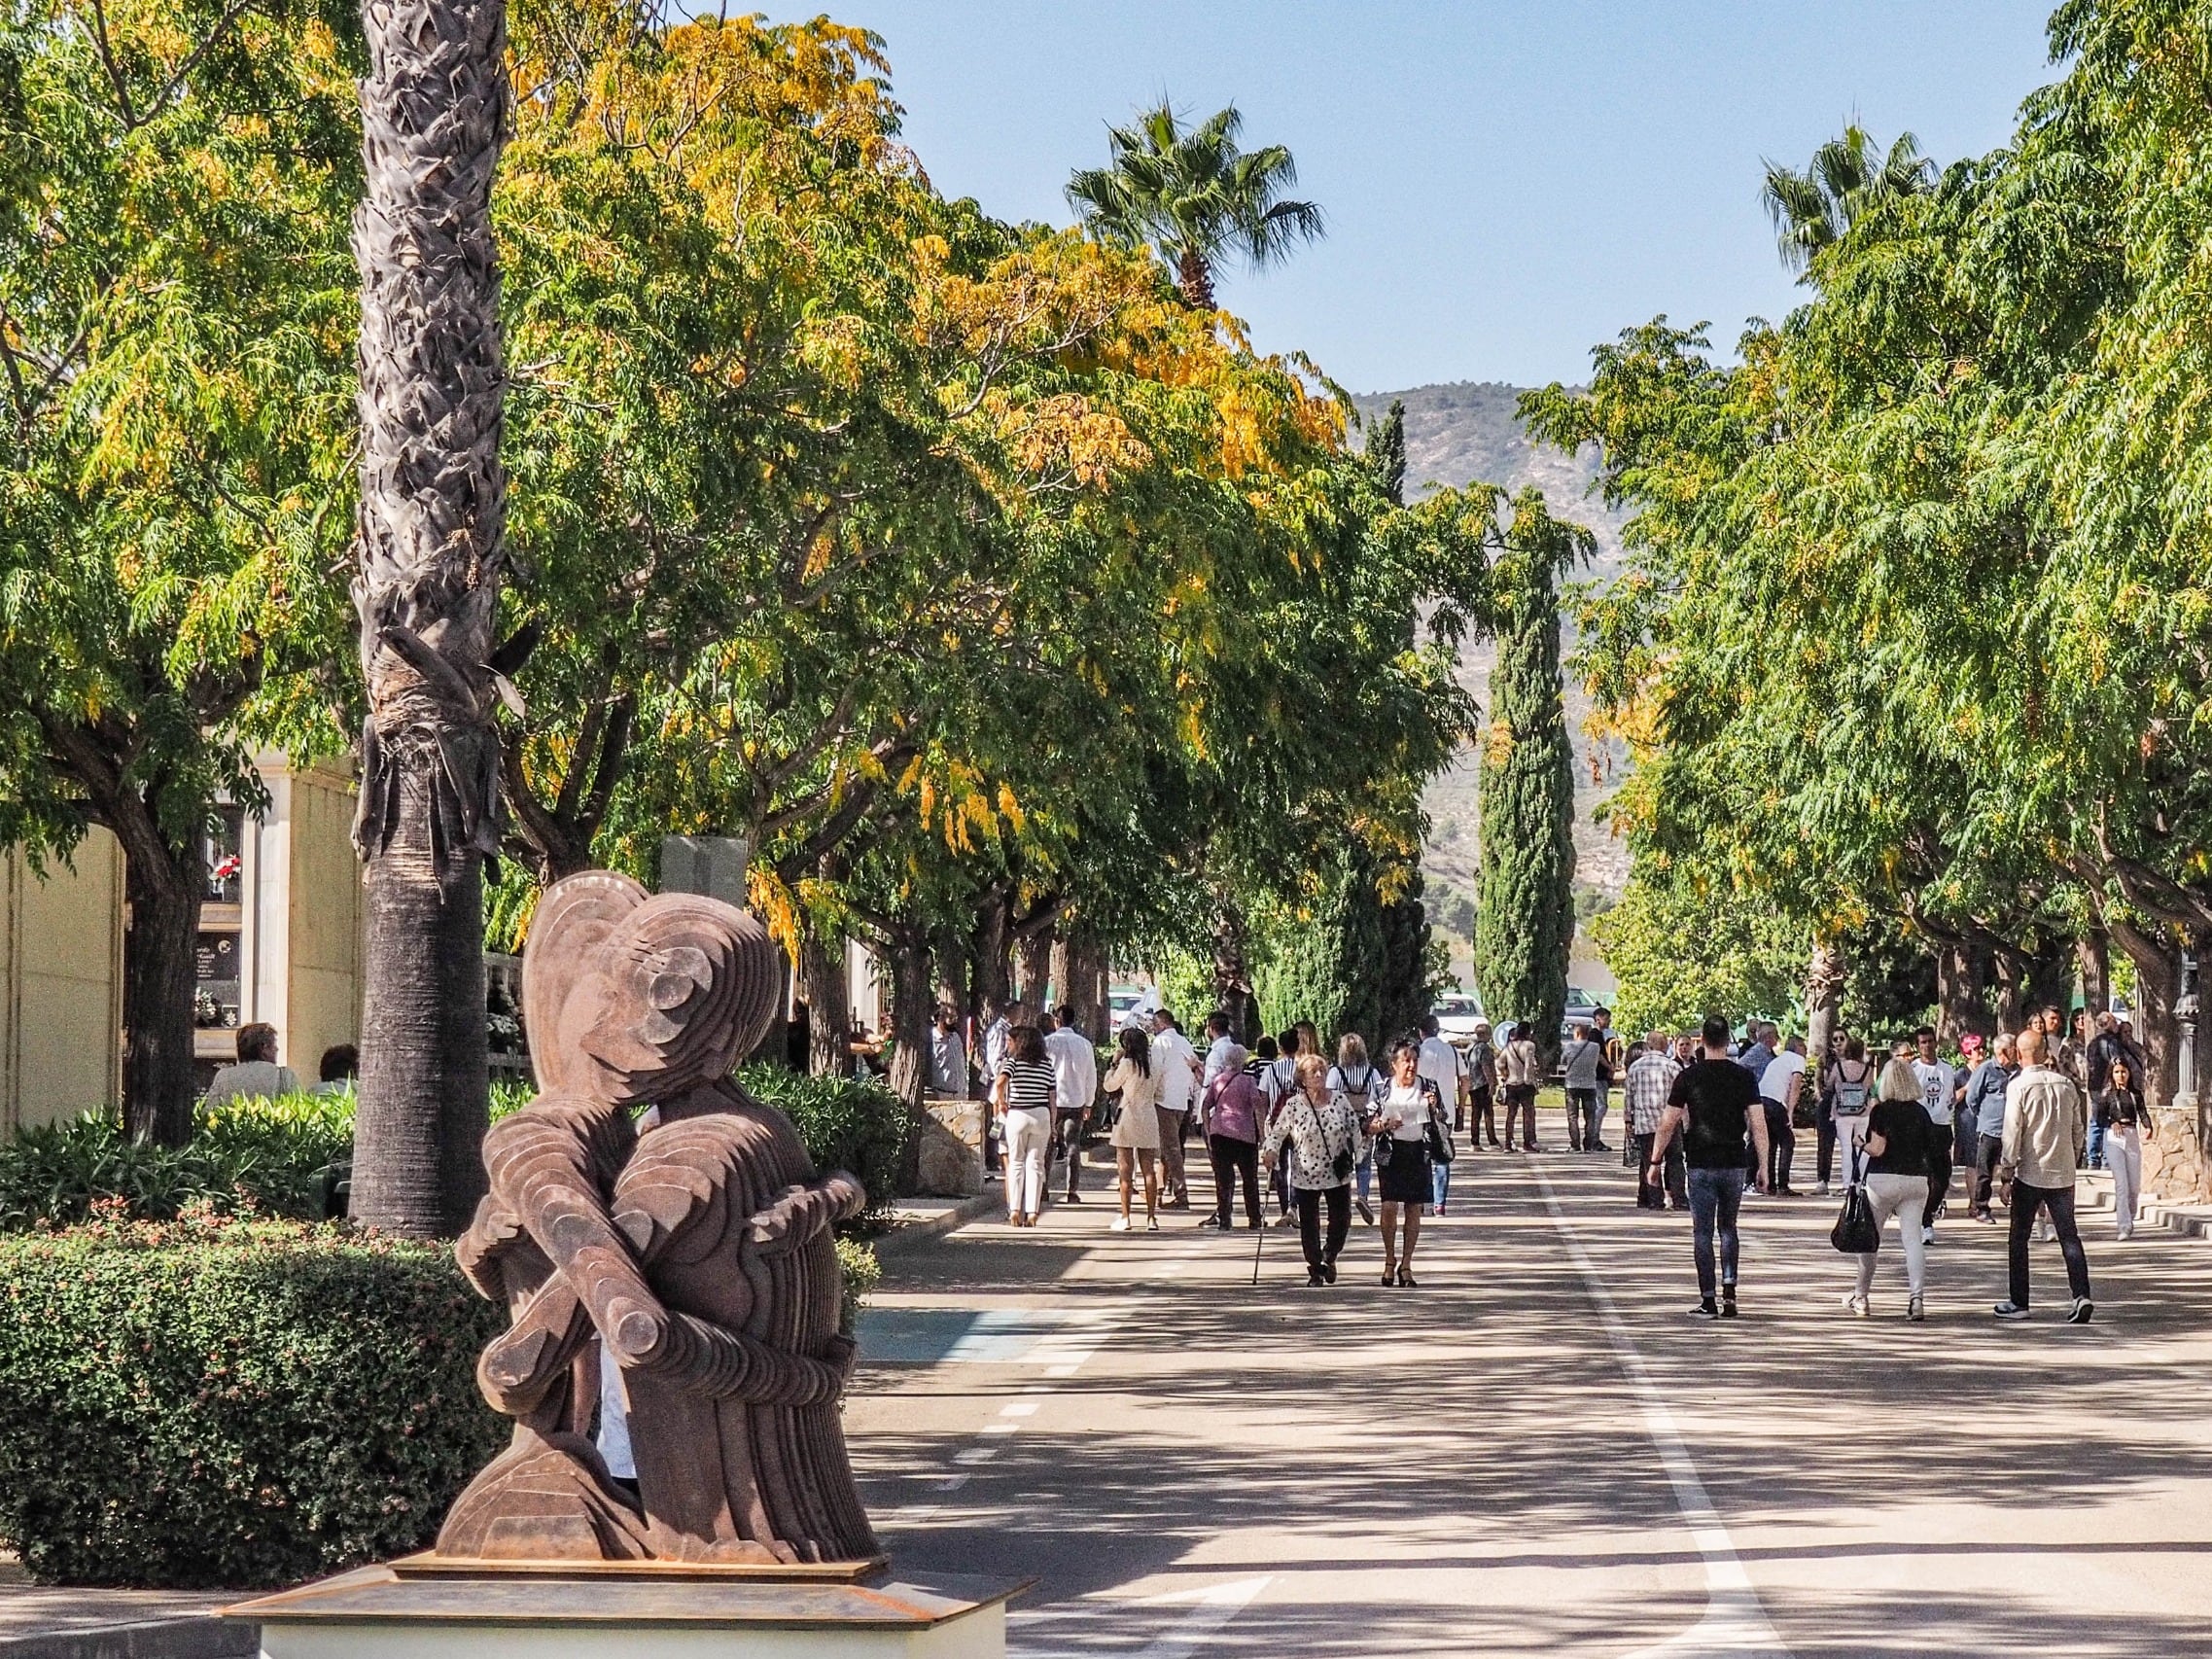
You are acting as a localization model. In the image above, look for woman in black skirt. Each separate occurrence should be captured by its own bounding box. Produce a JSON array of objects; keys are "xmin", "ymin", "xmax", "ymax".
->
[{"xmin": 1366, "ymin": 1034, "xmax": 1446, "ymax": 1286}]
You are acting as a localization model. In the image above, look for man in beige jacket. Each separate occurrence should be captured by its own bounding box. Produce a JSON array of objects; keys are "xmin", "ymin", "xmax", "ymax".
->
[{"xmin": 1995, "ymin": 1028, "xmax": 2093, "ymax": 1323}]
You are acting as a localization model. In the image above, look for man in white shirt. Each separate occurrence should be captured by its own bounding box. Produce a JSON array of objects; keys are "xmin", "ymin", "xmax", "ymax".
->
[
  {"xmin": 1200, "ymin": 1010, "xmax": 1239, "ymax": 1089},
  {"xmin": 1044, "ymin": 1005, "xmax": 1100, "ymax": 1203},
  {"xmin": 203, "ymin": 1023, "xmax": 300, "ymax": 1106},
  {"xmin": 1149, "ymin": 1009, "xmax": 1200, "ymax": 1209},
  {"xmin": 1416, "ymin": 1014, "xmax": 1467, "ymax": 1210},
  {"xmin": 1417, "ymin": 1014, "xmax": 1468, "ymax": 1123},
  {"xmin": 1757, "ymin": 1035, "xmax": 1808, "ymax": 1196},
  {"xmin": 1912, "ymin": 1025, "xmax": 1959, "ymax": 1243},
  {"xmin": 929, "ymin": 1005, "xmax": 968, "ymax": 1099}
]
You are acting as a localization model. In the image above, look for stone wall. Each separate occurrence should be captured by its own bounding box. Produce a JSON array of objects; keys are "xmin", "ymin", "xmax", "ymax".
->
[
  {"xmin": 915, "ymin": 1096, "xmax": 984, "ymax": 1197},
  {"xmin": 2143, "ymin": 1101, "xmax": 2212, "ymax": 1205}
]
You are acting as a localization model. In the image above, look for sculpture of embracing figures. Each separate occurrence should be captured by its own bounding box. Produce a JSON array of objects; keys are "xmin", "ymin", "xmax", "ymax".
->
[{"xmin": 434, "ymin": 870, "xmax": 877, "ymax": 1566}]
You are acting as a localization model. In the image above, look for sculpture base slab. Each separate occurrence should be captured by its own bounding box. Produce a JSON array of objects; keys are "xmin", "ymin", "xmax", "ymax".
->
[{"xmin": 222, "ymin": 1561, "xmax": 1025, "ymax": 1659}]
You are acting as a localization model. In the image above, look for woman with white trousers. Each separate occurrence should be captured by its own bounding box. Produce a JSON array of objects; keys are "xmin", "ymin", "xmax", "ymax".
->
[{"xmin": 1843, "ymin": 1058, "xmax": 1938, "ymax": 1322}]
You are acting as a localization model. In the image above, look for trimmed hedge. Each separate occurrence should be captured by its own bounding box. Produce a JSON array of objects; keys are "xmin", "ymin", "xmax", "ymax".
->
[{"xmin": 0, "ymin": 1211, "xmax": 506, "ymax": 1588}]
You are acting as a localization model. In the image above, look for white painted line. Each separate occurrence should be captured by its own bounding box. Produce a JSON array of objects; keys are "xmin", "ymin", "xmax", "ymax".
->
[
  {"xmin": 1045, "ymin": 1363, "xmax": 1079, "ymax": 1377},
  {"xmin": 1534, "ymin": 1167, "xmax": 1791, "ymax": 1657},
  {"xmin": 978, "ymin": 1421, "xmax": 1020, "ymax": 1435},
  {"xmin": 952, "ymin": 1445, "xmax": 1000, "ymax": 1465},
  {"xmin": 1000, "ymin": 1401, "xmax": 1039, "ymax": 1417},
  {"xmin": 1014, "ymin": 1576, "xmax": 1272, "ymax": 1659},
  {"xmin": 937, "ymin": 1473, "xmax": 969, "ymax": 1491}
]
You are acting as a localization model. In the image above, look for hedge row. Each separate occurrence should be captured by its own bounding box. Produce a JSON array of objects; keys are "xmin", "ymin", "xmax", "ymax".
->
[
  {"xmin": 0, "ymin": 1067, "xmax": 905, "ymax": 1232},
  {"xmin": 0, "ymin": 1211, "xmax": 507, "ymax": 1588}
]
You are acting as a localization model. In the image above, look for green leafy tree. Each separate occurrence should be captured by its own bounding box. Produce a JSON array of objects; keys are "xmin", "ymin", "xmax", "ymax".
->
[
  {"xmin": 0, "ymin": 2, "xmax": 360, "ymax": 1144},
  {"xmin": 1066, "ymin": 100, "xmax": 1323, "ymax": 308},
  {"xmin": 1473, "ymin": 496, "xmax": 1585, "ymax": 1058}
]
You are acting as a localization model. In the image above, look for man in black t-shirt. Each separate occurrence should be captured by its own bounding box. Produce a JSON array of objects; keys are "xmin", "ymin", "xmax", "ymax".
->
[{"xmin": 1649, "ymin": 1013, "xmax": 1772, "ymax": 1319}]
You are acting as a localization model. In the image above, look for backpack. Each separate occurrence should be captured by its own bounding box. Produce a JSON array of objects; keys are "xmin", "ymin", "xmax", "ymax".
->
[
  {"xmin": 1832, "ymin": 1059, "xmax": 1873, "ymax": 1116},
  {"xmin": 1338, "ymin": 1063, "xmax": 1376, "ymax": 1112}
]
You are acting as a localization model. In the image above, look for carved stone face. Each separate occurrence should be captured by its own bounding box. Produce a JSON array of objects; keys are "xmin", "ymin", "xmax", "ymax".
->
[{"xmin": 524, "ymin": 872, "xmax": 781, "ymax": 1104}]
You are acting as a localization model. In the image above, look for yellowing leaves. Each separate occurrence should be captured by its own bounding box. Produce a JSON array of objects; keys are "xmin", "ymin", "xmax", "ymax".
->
[{"xmin": 995, "ymin": 393, "xmax": 1150, "ymax": 489}]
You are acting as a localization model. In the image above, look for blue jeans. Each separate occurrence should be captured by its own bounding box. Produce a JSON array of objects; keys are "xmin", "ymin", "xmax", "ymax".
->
[
  {"xmin": 1686, "ymin": 1166, "xmax": 1746, "ymax": 1302},
  {"xmin": 2087, "ymin": 1116, "xmax": 2106, "ymax": 1170},
  {"xmin": 1431, "ymin": 1157, "xmax": 1452, "ymax": 1209}
]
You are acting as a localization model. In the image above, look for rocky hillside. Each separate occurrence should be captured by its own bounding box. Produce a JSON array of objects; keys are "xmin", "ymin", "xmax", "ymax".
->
[{"xmin": 1351, "ymin": 383, "xmax": 1631, "ymax": 988}]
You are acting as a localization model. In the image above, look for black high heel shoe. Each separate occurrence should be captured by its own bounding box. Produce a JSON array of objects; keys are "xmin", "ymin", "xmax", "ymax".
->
[{"xmin": 1396, "ymin": 1266, "xmax": 1417, "ymax": 1288}]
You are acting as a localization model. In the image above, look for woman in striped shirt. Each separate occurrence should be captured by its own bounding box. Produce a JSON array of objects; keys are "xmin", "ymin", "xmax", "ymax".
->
[{"xmin": 996, "ymin": 1024, "xmax": 1059, "ymax": 1226}]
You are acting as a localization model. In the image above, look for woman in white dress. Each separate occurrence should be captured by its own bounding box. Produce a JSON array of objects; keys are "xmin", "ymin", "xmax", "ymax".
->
[{"xmin": 1103, "ymin": 1026, "xmax": 1162, "ymax": 1231}]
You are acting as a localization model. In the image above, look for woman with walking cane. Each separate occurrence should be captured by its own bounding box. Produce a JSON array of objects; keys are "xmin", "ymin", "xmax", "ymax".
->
[{"xmin": 1262, "ymin": 1053, "xmax": 1365, "ymax": 1285}]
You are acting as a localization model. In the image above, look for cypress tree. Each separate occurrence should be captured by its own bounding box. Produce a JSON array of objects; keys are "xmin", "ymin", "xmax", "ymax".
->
[
  {"xmin": 1474, "ymin": 511, "xmax": 1579, "ymax": 1062},
  {"xmin": 1376, "ymin": 863, "xmax": 1435, "ymax": 1042},
  {"xmin": 1368, "ymin": 398, "xmax": 1407, "ymax": 508}
]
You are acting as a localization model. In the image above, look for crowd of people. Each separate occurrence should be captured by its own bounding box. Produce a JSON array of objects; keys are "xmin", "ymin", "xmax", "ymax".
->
[{"xmin": 958, "ymin": 992, "xmax": 2155, "ymax": 1325}]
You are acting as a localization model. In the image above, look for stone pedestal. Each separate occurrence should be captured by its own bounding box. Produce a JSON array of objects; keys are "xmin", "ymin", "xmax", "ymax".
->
[
  {"xmin": 224, "ymin": 1559, "xmax": 1024, "ymax": 1659},
  {"xmin": 917, "ymin": 1096, "xmax": 985, "ymax": 1197}
]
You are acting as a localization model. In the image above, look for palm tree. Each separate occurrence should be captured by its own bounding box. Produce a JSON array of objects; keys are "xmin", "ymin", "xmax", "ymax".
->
[
  {"xmin": 348, "ymin": 0, "xmax": 514, "ymax": 1236},
  {"xmin": 1760, "ymin": 124, "xmax": 1935, "ymax": 275},
  {"xmin": 1067, "ymin": 100, "xmax": 1323, "ymax": 309}
]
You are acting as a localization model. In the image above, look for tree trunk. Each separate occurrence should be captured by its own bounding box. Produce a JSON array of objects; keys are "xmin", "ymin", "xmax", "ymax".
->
[
  {"xmin": 1211, "ymin": 898, "xmax": 1258, "ymax": 1044},
  {"xmin": 1175, "ymin": 245, "xmax": 1216, "ymax": 309},
  {"xmin": 348, "ymin": 0, "xmax": 510, "ymax": 1237},
  {"xmin": 968, "ymin": 892, "xmax": 1009, "ymax": 1026},
  {"xmin": 2111, "ymin": 918, "xmax": 2182, "ymax": 1109},
  {"xmin": 798, "ymin": 930, "xmax": 849, "ymax": 1077},
  {"xmin": 932, "ymin": 925, "xmax": 966, "ymax": 1017},
  {"xmin": 1050, "ymin": 934, "xmax": 1106, "ymax": 1041},
  {"xmin": 1804, "ymin": 933, "xmax": 1845, "ymax": 1068},
  {"xmin": 2024, "ymin": 936, "xmax": 2077, "ymax": 1021},
  {"xmin": 1015, "ymin": 930, "xmax": 1053, "ymax": 1009},
  {"xmin": 886, "ymin": 927, "xmax": 933, "ymax": 1195},
  {"xmin": 356, "ymin": 845, "xmax": 489, "ymax": 1234},
  {"xmin": 748, "ymin": 950, "xmax": 792, "ymax": 1065},
  {"xmin": 121, "ymin": 849, "xmax": 204, "ymax": 1147},
  {"xmin": 2078, "ymin": 928, "xmax": 2111, "ymax": 1020},
  {"xmin": 1942, "ymin": 939, "xmax": 1993, "ymax": 1039}
]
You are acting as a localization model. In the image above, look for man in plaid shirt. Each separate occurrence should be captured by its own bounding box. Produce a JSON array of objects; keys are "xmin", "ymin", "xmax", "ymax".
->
[{"xmin": 1627, "ymin": 1032, "xmax": 1687, "ymax": 1212}]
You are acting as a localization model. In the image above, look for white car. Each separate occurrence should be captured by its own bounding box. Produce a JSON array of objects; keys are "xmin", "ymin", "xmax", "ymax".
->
[{"xmin": 1432, "ymin": 992, "xmax": 1486, "ymax": 1049}]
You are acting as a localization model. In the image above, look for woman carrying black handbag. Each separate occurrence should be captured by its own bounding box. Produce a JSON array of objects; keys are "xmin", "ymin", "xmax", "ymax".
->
[
  {"xmin": 1839, "ymin": 1058, "xmax": 1936, "ymax": 1321},
  {"xmin": 1366, "ymin": 1034, "xmax": 1444, "ymax": 1287}
]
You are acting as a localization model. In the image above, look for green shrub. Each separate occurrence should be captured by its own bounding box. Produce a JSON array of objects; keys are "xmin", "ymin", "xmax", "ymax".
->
[
  {"xmin": 0, "ymin": 1211, "xmax": 506, "ymax": 1588},
  {"xmin": 2, "ymin": 1072, "xmax": 899, "ymax": 1235},
  {"xmin": 0, "ymin": 1097, "xmax": 352, "ymax": 1230},
  {"xmin": 834, "ymin": 1237, "xmax": 880, "ymax": 1334},
  {"xmin": 735, "ymin": 1064, "xmax": 905, "ymax": 1227}
]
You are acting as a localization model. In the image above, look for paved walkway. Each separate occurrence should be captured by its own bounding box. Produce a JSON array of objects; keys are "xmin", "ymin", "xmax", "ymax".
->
[{"xmin": 847, "ymin": 1118, "xmax": 2212, "ymax": 1657}]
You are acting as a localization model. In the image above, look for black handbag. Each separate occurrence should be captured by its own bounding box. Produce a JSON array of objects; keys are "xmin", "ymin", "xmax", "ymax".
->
[
  {"xmin": 1425, "ymin": 1116, "xmax": 1454, "ymax": 1164},
  {"xmin": 1830, "ymin": 1151, "xmax": 1878, "ymax": 1254}
]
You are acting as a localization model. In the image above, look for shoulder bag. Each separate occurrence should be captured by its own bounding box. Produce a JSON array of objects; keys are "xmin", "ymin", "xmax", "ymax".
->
[
  {"xmin": 1829, "ymin": 1147, "xmax": 1878, "ymax": 1254},
  {"xmin": 1422, "ymin": 1084, "xmax": 1454, "ymax": 1164}
]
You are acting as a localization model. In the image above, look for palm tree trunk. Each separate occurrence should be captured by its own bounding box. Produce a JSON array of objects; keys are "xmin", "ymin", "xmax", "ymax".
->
[
  {"xmin": 1175, "ymin": 245, "xmax": 1215, "ymax": 308},
  {"xmin": 348, "ymin": 0, "xmax": 510, "ymax": 1237}
]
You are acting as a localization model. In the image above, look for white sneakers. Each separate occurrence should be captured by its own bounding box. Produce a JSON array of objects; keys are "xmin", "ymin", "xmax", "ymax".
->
[{"xmin": 1843, "ymin": 1292, "xmax": 1870, "ymax": 1318}]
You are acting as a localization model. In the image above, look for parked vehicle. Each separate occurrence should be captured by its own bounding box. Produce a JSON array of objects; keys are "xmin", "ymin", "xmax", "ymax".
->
[{"xmin": 1432, "ymin": 991, "xmax": 1486, "ymax": 1051}]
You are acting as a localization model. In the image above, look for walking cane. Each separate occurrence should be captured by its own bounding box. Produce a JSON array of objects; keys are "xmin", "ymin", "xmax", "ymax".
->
[{"xmin": 1252, "ymin": 1149, "xmax": 1269, "ymax": 1286}]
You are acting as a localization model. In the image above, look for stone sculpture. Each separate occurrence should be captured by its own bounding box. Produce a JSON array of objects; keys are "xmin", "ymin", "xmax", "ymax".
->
[{"xmin": 435, "ymin": 870, "xmax": 876, "ymax": 1566}]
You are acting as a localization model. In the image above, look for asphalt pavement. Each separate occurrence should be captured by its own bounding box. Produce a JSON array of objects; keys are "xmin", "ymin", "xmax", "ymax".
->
[{"xmin": 845, "ymin": 1112, "xmax": 2212, "ymax": 1657}]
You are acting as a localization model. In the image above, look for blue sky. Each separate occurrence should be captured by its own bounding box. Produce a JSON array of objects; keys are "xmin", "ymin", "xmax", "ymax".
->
[{"xmin": 791, "ymin": 3, "xmax": 2060, "ymax": 392}]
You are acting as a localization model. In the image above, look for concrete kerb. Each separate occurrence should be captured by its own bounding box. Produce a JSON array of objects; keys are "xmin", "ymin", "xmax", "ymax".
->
[
  {"xmin": 2074, "ymin": 1170, "xmax": 2212, "ymax": 1241},
  {"xmin": 867, "ymin": 1187, "xmax": 1005, "ymax": 1259},
  {"xmin": 0, "ymin": 1616, "xmax": 255, "ymax": 1659}
]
